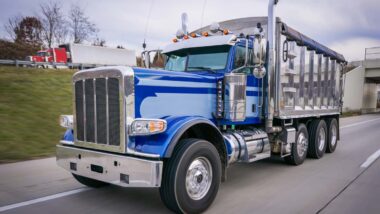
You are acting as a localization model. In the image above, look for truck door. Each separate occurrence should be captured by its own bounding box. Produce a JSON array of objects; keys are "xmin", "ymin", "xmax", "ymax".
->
[{"xmin": 233, "ymin": 45, "xmax": 262, "ymax": 121}]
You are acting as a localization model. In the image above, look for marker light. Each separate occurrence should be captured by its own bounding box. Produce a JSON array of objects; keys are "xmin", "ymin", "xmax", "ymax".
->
[
  {"xmin": 223, "ymin": 29, "xmax": 230, "ymax": 35},
  {"xmin": 130, "ymin": 119, "xmax": 167, "ymax": 136},
  {"xmin": 202, "ymin": 32, "xmax": 209, "ymax": 37},
  {"xmin": 60, "ymin": 115, "xmax": 73, "ymax": 129},
  {"xmin": 173, "ymin": 38, "xmax": 178, "ymax": 43},
  {"xmin": 190, "ymin": 33, "xmax": 197, "ymax": 38},
  {"xmin": 183, "ymin": 35, "xmax": 189, "ymax": 40}
]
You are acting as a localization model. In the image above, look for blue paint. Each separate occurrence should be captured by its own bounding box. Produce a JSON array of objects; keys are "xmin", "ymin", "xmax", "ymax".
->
[
  {"xmin": 62, "ymin": 129, "xmax": 74, "ymax": 141},
  {"xmin": 60, "ymin": 37, "xmax": 267, "ymax": 159},
  {"xmin": 131, "ymin": 38, "xmax": 266, "ymax": 156},
  {"xmin": 132, "ymin": 116, "xmax": 215, "ymax": 157}
]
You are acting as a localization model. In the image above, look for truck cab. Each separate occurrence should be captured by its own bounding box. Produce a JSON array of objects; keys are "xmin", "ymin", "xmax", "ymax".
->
[
  {"xmin": 56, "ymin": 1, "xmax": 346, "ymax": 213},
  {"xmin": 27, "ymin": 48, "xmax": 67, "ymax": 64}
]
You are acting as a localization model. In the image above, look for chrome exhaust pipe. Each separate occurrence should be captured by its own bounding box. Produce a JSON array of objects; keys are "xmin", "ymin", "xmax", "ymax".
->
[{"xmin": 266, "ymin": 0, "xmax": 281, "ymax": 133}]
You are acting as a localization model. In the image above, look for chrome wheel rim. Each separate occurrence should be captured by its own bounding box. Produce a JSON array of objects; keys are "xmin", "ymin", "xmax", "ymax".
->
[
  {"xmin": 185, "ymin": 157, "xmax": 213, "ymax": 200},
  {"xmin": 331, "ymin": 125, "xmax": 337, "ymax": 147},
  {"xmin": 318, "ymin": 127, "xmax": 326, "ymax": 151},
  {"xmin": 297, "ymin": 132, "xmax": 308, "ymax": 157}
]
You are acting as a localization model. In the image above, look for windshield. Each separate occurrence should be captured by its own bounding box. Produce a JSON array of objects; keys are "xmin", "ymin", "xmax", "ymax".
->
[
  {"xmin": 36, "ymin": 52, "xmax": 46, "ymax": 57},
  {"xmin": 164, "ymin": 45, "xmax": 231, "ymax": 72}
]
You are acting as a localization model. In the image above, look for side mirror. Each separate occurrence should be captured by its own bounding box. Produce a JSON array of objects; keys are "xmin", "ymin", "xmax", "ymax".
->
[
  {"xmin": 253, "ymin": 38, "xmax": 267, "ymax": 65},
  {"xmin": 252, "ymin": 23, "xmax": 267, "ymax": 66},
  {"xmin": 253, "ymin": 66, "xmax": 266, "ymax": 79}
]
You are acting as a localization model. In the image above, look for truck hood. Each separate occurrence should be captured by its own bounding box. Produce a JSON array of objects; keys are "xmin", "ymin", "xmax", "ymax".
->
[{"xmin": 132, "ymin": 67, "xmax": 221, "ymax": 119}]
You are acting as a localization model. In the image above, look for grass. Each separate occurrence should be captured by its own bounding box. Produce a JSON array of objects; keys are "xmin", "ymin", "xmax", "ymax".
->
[
  {"xmin": 341, "ymin": 111, "xmax": 362, "ymax": 118},
  {"xmin": 0, "ymin": 66, "xmax": 76, "ymax": 163}
]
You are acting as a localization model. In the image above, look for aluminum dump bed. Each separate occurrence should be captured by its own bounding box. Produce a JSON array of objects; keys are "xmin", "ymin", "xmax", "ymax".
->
[{"xmin": 195, "ymin": 17, "xmax": 346, "ymax": 119}]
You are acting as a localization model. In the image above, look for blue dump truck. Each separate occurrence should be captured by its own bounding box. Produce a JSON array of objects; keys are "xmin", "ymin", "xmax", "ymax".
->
[{"xmin": 57, "ymin": 0, "xmax": 346, "ymax": 213}]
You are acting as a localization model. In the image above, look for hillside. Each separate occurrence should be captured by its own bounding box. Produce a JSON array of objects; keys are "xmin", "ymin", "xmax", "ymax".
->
[{"xmin": 0, "ymin": 66, "xmax": 76, "ymax": 163}]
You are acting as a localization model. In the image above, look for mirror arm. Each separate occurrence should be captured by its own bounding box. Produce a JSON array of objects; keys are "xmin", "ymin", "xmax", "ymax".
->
[{"xmin": 244, "ymin": 37, "xmax": 249, "ymax": 66}]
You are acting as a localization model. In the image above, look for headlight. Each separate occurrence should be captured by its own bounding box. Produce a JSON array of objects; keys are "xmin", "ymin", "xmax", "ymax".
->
[
  {"xmin": 130, "ymin": 119, "xmax": 167, "ymax": 136},
  {"xmin": 60, "ymin": 115, "xmax": 73, "ymax": 129}
]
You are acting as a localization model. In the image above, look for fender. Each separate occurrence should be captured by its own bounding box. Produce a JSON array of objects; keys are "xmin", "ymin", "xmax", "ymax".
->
[{"xmin": 132, "ymin": 116, "xmax": 226, "ymax": 160}]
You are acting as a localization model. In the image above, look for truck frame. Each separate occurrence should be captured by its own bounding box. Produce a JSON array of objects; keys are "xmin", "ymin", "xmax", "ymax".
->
[{"xmin": 57, "ymin": 1, "xmax": 346, "ymax": 213}]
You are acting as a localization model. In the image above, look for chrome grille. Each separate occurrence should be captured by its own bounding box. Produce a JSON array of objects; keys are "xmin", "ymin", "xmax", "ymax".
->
[{"xmin": 75, "ymin": 77, "xmax": 120, "ymax": 146}]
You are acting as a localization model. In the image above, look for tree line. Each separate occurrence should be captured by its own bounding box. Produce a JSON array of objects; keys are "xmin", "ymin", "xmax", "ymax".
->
[{"xmin": 1, "ymin": 1, "xmax": 105, "ymax": 60}]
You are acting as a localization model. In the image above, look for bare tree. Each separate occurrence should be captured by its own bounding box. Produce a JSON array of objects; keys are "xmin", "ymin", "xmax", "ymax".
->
[
  {"xmin": 14, "ymin": 17, "xmax": 43, "ymax": 46},
  {"xmin": 3, "ymin": 15, "xmax": 23, "ymax": 41},
  {"xmin": 68, "ymin": 4, "xmax": 97, "ymax": 44},
  {"xmin": 39, "ymin": 1, "xmax": 67, "ymax": 47},
  {"xmin": 92, "ymin": 37, "xmax": 106, "ymax": 47}
]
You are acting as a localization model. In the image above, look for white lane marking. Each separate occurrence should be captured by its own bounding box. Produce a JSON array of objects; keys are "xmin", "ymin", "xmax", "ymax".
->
[
  {"xmin": 361, "ymin": 149, "xmax": 380, "ymax": 168},
  {"xmin": 0, "ymin": 187, "xmax": 89, "ymax": 212},
  {"xmin": 340, "ymin": 117, "xmax": 380, "ymax": 129}
]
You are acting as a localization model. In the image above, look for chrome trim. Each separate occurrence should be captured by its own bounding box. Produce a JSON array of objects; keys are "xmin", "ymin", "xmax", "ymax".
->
[
  {"xmin": 266, "ymin": 0, "xmax": 279, "ymax": 132},
  {"xmin": 93, "ymin": 78, "xmax": 97, "ymax": 143},
  {"xmin": 296, "ymin": 131, "xmax": 308, "ymax": 157},
  {"xmin": 185, "ymin": 157, "xmax": 213, "ymax": 200},
  {"xmin": 224, "ymin": 128, "xmax": 270, "ymax": 164},
  {"xmin": 224, "ymin": 73, "xmax": 247, "ymax": 122},
  {"xmin": 72, "ymin": 66, "xmax": 133, "ymax": 153},
  {"xmin": 56, "ymin": 145, "xmax": 162, "ymax": 187},
  {"xmin": 106, "ymin": 77, "xmax": 109, "ymax": 145},
  {"xmin": 83, "ymin": 80, "xmax": 86, "ymax": 141},
  {"xmin": 60, "ymin": 140, "xmax": 74, "ymax": 145}
]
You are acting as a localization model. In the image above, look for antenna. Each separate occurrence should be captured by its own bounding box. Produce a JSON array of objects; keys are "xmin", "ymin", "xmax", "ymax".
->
[
  {"xmin": 143, "ymin": 0, "xmax": 155, "ymax": 50},
  {"xmin": 200, "ymin": 0, "xmax": 207, "ymax": 29},
  {"xmin": 181, "ymin": 13, "xmax": 189, "ymax": 35}
]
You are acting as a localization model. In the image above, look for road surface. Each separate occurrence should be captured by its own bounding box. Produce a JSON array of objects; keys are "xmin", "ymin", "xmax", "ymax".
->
[{"xmin": 1, "ymin": 114, "xmax": 380, "ymax": 214}]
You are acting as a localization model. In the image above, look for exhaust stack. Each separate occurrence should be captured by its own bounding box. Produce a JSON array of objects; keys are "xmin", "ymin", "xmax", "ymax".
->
[{"xmin": 266, "ymin": 0, "xmax": 281, "ymax": 133}]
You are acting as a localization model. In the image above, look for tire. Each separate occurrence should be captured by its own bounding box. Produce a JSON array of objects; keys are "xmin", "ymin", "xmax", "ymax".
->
[
  {"xmin": 72, "ymin": 174, "xmax": 109, "ymax": 188},
  {"xmin": 159, "ymin": 138, "xmax": 221, "ymax": 214},
  {"xmin": 285, "ymin": 124, "xmax": 309, "ymax": 165},
  {"xmin": 307, "ymin": 119, "xmax": 328, "ymax": 159},
  {"xmin": 326, "ymin": 118, "xmax": 338, "ymax": 153}
]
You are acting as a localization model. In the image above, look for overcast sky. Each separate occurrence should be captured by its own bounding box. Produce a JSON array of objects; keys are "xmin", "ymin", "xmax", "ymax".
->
[{"xmin": 1, "ymin": 0, "xmax": 379, "ymax": 61}]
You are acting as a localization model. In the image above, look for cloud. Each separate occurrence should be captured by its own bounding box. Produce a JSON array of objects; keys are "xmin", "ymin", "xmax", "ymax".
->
[
  {"xmin": 330, "ymin": 37, "xmax": 380, "ymax": 61},
  {"xmin": 0, "ymin": 0, "xmax": 379, "ymax": 61}
]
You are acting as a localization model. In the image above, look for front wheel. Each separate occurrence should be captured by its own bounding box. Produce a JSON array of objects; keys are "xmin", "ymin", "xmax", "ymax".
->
[{"xmin": 159, "ymin": 138, "xmax": 221, "ymax": 213}]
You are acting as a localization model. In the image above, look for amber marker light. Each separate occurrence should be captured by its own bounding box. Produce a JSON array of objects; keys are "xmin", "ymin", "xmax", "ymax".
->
[
  {"xmin": 184, "ymin": 35, "xmax": 189, "ymax": 40},
  {"xmin": 202, "ymin": 32, "xmax": 209, "ymax": 37},
  {"xmin": 172, "ymin": 38, "xmax": 178, "ymax": 43},
  {"xmin": 223, "ymin": 29, "xmax": 230, "ymax": 35}
]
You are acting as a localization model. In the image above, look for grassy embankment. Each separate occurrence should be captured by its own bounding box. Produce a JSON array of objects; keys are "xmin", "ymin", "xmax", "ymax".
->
[{"xmin": 0, "ymin": 66, "xmax": 75, "ymax": 163}]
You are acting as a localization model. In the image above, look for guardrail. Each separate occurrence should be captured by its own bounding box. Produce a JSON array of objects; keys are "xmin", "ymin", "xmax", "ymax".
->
[
  {"xmin": 0, "ymin": 59, "xmax": 109, "ymax": 70},
  {"xmin": 365, "ymin": 47, "xmax": 380, "ymax": 61}
]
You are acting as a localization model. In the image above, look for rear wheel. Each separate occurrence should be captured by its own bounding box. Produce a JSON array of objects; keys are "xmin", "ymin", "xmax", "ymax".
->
[
  {"xmin": 72, "ymin": 174, "xmax": 108, "ymax": 188},
  {"xmin": 326, "ymin": 118, "xmax": 338, "ymax": 153},
  {"xmin": 159, "ymin": 138, "xmax": 221, "ymax": 213},
  {"xmin": 308, "ymin": 119, "xmax": 327, "ymax": 159},
  {"xmin": 285, "ymin": 124, "xmax": 309, "ymax": 165}
]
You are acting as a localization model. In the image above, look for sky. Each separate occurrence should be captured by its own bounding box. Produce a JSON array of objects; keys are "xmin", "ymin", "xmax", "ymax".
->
[{"xmin": 0, "ymin": 0, "xmax": 379, "ymax": 61}]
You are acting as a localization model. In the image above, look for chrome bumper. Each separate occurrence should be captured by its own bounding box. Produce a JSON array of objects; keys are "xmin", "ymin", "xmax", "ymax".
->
[{"xmin": 56, "ymin": 145, "xmax": 163, "ymax": 187}]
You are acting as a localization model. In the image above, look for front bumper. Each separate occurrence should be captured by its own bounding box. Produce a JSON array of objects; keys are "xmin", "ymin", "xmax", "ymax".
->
[{"xmin": 56, "ymin": 145, "xmax": 163, "ymax": 187}]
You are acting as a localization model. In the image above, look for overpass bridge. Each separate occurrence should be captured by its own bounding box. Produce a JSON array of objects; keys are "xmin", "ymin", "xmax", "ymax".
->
[{"xmin": 343, "ymin": 47, "xmax": 380, "ymax": 113}]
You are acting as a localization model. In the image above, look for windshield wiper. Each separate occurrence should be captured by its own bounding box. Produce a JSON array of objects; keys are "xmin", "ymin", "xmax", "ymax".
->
[{"xmin": 187, "ymin": 66, "xmax": 217, "ymax": 73}]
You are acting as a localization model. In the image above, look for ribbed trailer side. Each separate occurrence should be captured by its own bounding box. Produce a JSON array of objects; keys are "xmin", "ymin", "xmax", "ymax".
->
[{"xmin": 274, "ymin": 20, "xmax": 346, "ymax": 119}]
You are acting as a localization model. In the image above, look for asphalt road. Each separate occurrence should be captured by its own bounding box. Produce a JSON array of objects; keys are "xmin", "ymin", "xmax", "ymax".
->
[{"xmin": 1, "ymin": 114, "xmax": 380, "ymax": 214}]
